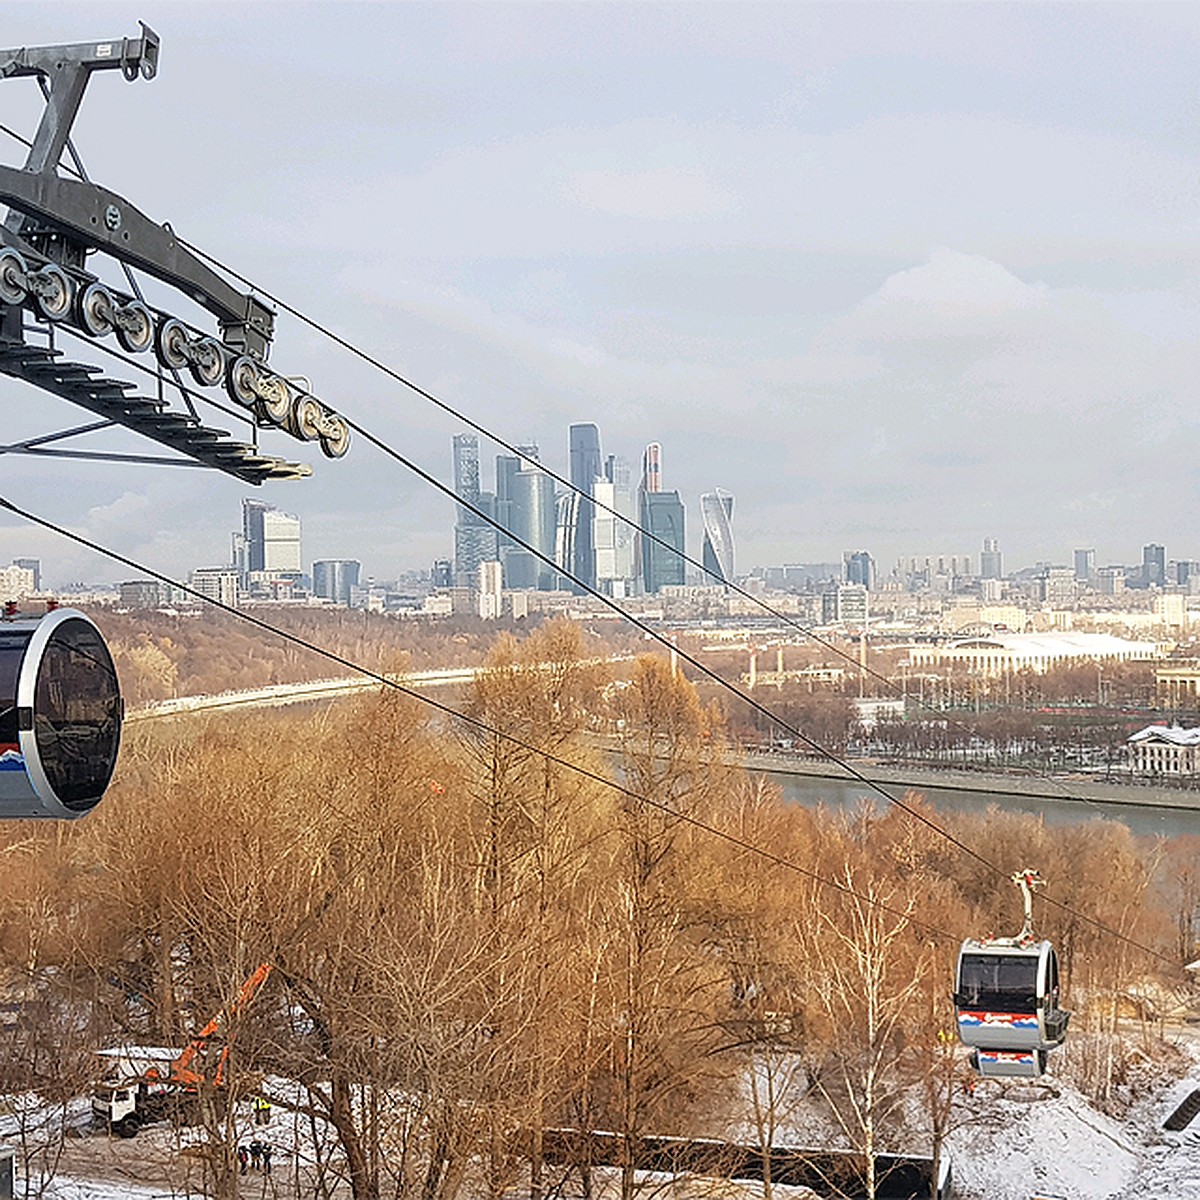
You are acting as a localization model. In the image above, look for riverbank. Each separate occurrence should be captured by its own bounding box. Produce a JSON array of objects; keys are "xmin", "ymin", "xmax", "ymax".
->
[{"xmin": 738, "ymin": 749, "xmax": 1200, "ymax": 812}]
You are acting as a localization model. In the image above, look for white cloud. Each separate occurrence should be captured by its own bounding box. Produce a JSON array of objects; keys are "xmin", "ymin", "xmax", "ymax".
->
[{"xmin": 562, "ymin": 166, "xmax": 734, "ymax": 219}]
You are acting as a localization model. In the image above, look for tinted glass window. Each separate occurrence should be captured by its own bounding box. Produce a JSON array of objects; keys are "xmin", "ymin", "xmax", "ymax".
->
[
  {"xmin": 33, "ymin": 619, "xmax": 121, "ymax": 810},
  {"xmin": 957, "ymin": 953, "xmax": 1039, "ymax": 1012},
  {"xmin": 0, "ymin": 632, "xmax": 27, "ymax": 748}
]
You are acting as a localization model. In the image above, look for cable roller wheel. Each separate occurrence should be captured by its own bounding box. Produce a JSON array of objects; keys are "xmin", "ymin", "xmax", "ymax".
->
[
  {"xmin": 256, "ymin": 375, "xmax": 292, "ymax": 425},
  {"xmin": 319, "ymin": 414, "xmax": 351, "ymax": 459},
  {"xmin": 225, "ymin": 356, "xmax": 261, "ymax": 409},
  {"xmin": 77, "ymin": 282, "xmax": 116, "ymax": 338},
  {"xmin": 188, "ymin": 337, "xmax": 225, "ymax": 388},
  {"xmin": 154, "ymin": 317, "xmax": 191, "ymax": 371},
  {"xmin": 0, "ymin": 249, "xmax": 28, "ymax": 306},
  {"xmin": 114, "ymin": 301, "xmax": 154, "ymax": 353},
  {"xmin": 291, "ymin": 394, "xmax": 325, "ymax": 441},
  {"xmin": 30, "ymin": 264, "xmax": 73, "ymax": 321}
]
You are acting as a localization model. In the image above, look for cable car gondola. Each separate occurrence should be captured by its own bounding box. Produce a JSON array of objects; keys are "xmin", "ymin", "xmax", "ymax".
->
[
  {"xmin": 953, "ymin": 869, "xmax": 1070, "ymax": 1079},
  {"xmin": 0, "ymin": 606, "xmax": 122, "ymax": 819}
]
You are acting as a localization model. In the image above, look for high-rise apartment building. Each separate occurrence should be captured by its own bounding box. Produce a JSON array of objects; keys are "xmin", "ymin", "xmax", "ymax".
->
[
  {"xmin": 0, "ymin": 563, "xmax": 36, "ymax": 599},
  {"xmin": 700, "ymin": 489, "xmax": 735, "ymax": 584},
  {"xmin": 568, "ymin": 423, "xmax": 602, "ymax": 592},
  {"xmin": 242, "ymin": 498, "xmax": 301, "ymax": 576},
  {"xmin": 1039, "ymin": 566, "xmax": 1076, "ymax": 606},
  {"xmin": 12, "ymin": 558, "xmax": 40, "ymax": 591},
  {"xmin": 312, "ymin": 559, "xmax": 361, "ymax": 606},
  {"xmin": 190, "ymin": 567, "xmax": 240, "ymax": 607},
  {"xmin": 822, "ymin": 583, "xmax": 869, "ymax": 625},
  {"xmin": 641, "ymin": 491, "xmax": 686, "ymax": 593},
  {"xmin": 478, "ymin": 560, "xmax": 503, "ymax": 620},
  {"xmin": 980, "ymin": 537, "xmax": 1003, "ymax": 580}
]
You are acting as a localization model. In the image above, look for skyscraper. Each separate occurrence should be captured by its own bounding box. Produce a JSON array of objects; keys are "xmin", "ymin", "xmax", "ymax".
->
[
  {"xmin": 843, "ymin": 549, "xmax": 873, "ymax": 590},
  {"xmin": 641, "ymin": 491, "xmax": 686, "ymax": 593},
  {"xmin": 568, "ymin": 423, "xmax": 602, "ymax": 591},
  {"xmin": 242, "ymin": 498, "xmax": 301, "ymax": 575},
  {"xmin": 453, "ymin": 434, "xmax": 497, "ymax": 586},
  {"xmin": 312, "ymin": 559, "xmax": 361, "ymax": 606},
  {"xmin": 1143, "ymin": 543, "xmax": 1166, "ymax": 589},
  {"xmin": 700, "ymin": 489, "xmax": 734, "ymax": 584},
  {"xmin": 595, "ymin": 455, "xmax": 636, "ymax": 596},
  {"xmin": 1074, "ymin": 548, "xmax": 1095, "ymax": 583},
  {"xmin": 980, "ymin": 537, "xmax": 1002, "ymax": 580},
  {"xmin": 641, "ymin": 442, "xmax": 662, "ymax": 494},
  {"xmin": 505, "ymin": 447, "xmax": 557, "ymax": 590}
]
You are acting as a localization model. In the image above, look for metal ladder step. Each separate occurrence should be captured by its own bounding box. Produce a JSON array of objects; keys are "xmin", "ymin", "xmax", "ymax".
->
[{"xmin": 1164, "ymin": 1088, "xmax": 1200, "ymax": 1131}]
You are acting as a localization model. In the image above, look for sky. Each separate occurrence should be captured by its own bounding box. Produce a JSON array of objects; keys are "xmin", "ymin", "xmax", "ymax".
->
[{"xmin": 1, "ymin": 1, "xmax": 1198, "ymax": 586}]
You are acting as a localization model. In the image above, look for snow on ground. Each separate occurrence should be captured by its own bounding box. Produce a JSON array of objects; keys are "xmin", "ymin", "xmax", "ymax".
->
[
  {"xmin": 948, "ymin": 1080, "xmax": 1141, "ymax": 1199},
  {"xmin": 14, "ymin": 1053, "xmax": 1200, "ymax": 1198}
]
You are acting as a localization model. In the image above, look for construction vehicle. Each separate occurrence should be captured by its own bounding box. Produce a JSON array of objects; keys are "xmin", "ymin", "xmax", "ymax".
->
[{"xmin": 93, "ymin": 963, "xmax": 272, "ymax": 1137}]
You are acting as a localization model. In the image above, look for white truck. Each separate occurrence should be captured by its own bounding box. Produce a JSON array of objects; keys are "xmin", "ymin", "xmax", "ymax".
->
[{"xmin": 92, "ymin": 1046, "xmax": 181, "ymax": 1137}]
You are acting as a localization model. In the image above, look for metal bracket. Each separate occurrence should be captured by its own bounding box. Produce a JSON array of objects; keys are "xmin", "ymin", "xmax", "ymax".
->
[{"xmin": 0, "ymin": 27, "xmax": 350, "ymax": 478}]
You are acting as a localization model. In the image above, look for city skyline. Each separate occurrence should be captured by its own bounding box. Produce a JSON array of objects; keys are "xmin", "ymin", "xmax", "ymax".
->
[{"xmin": 1, "ymin": 6, "xmax": 1198, "ymax": 585}]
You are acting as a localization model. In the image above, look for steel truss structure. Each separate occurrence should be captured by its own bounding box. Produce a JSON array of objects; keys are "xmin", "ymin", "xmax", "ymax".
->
[{"xmin": 0, "ymin": 25, "xmax": 349, "ymax": 484}]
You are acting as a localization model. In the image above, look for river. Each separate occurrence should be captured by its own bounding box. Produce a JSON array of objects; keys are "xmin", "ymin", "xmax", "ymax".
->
[{"xmin": 753, "ymin": 763, "xmax": 1200, "ymax": 840}]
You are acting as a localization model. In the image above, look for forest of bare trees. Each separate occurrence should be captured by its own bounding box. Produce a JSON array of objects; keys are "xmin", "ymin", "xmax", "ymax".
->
[{"xmin": 0, "ymin": 620, "xmax": 1195, "ymax": 1199}]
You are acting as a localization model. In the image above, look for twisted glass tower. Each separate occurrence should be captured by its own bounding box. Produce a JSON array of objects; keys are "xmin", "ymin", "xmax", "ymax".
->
[{"xmin": 700, "ymin": 489, "xmax": 734, "ymax": 584}]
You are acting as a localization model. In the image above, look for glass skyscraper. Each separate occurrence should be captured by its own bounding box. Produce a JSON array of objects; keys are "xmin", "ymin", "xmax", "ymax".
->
[
  {"xmin": 453, "ymin": 434, "xmax": 497, "ymax": 586},
  {"xmin": 641, "ymin": 490, "xmax": 686, "ymax": 593},
  {"xmin": 700, "ymin": 489, "xmax": 734, "ymax": 584},
  {"xmin": 568, "ymin": 423, "xmax": 602, "ymax": 591}
]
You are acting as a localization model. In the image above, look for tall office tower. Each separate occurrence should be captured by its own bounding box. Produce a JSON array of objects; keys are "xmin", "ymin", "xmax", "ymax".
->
[
  {"xmin": 1074, "ymin": 548, "xmax": 1096, "ymax": 583},
  {"xmin": 595, "ymin": 455, "xmax": 636, "ymax": 597},
  {"xmin": 242, "ymin": 498, "xmax": 301, "ymax": 574},
  {"xmin": 12, "ymin": 558, "xmax": 40, "ymax": 591},
  {"xmin": 453, "ymin": 434, "xmax": 497, "ymax": 586},
  {"xmin": 431, "ymin": 559, "xmax": 453, "ymax": 588},
  {"xmin": 700, "ymin": 489, "xmax": 735, "ymax": 584},
  {"xmin": 1143, "ymin": 543, "xmax": 1166, "ymax": 589},
  {"xmin": 980, "ymin": 537, "xmax": 1002, "ymax": 580},
  {"xmin": 568, "ymin": 423, "xmax": 602, "ymax": 591},
  {"xmin": 505, "ymin": 450, "xmax": 558, "ymax": 590},
  {"xmin": 843, "ymin": 549, "xmax": 873, "ymax": 590},
  {"xmin": 495, "ymin": 453, "xmax": 520, "ymax": 552},
  {"xmin": 641, "ymin": 490, "xmax": 686, "ymax": 593},
  {"xmin": 312, "ymin": 559, "xmax": 361, "ymax": 606},
  {"xmin": 641, "ymin": 442, "xmax": 662, "ymax": 494}
]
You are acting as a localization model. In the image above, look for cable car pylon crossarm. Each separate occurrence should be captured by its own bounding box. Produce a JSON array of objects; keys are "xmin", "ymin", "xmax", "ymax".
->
[{"xmin": 0, "ymin": 26, "xmax": 350, "ymax": 480}]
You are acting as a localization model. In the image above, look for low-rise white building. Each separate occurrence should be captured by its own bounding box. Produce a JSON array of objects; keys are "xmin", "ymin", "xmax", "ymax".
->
[
  {"xmin": 1128, "ymin": 724, "xmax": 1200, "ymax": 776},
  {"xmin": 909, "ymin": 631, "xmax": 1158, "ymax": 677}
]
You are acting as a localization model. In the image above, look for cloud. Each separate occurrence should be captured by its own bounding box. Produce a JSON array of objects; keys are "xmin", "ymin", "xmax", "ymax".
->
[{"xmin": 562, "ymin": 166, "xmax": 734, "ymax": 219}]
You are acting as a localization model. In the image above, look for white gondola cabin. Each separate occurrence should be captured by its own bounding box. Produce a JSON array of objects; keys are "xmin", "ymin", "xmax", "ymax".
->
[
  {"xmin": 0, "ymin": 607, "xmax": 122, "ymax": 818},
  {"xmin": 953, "ymin": 870, "xmax": 1070, "ymax": 1079}
]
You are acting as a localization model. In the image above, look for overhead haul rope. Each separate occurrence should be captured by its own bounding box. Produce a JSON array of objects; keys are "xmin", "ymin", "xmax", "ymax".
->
[
  {"xmin": 0, "ymin": 498, "xmax": 1179, "ymax": 968},
  {"xmin": 0, "ymin": 115, "xmax": 1153, "ymax": 824},
  {"xmin": 0, "ymin": 121, "xmax": 1174, "ymax": 962},
  {"xmin": 169, "ymin": 235, "xmax": 1142, "ymax": 826},
  {"xmin": 0, "ymin": 494, "xmax": 962, "ymax": 944}
]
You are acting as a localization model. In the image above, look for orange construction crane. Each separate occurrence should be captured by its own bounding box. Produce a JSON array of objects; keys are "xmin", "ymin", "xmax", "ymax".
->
[{"xmin": 153, "ymin": 962, "xmax": 274, "ymax": 1091}]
